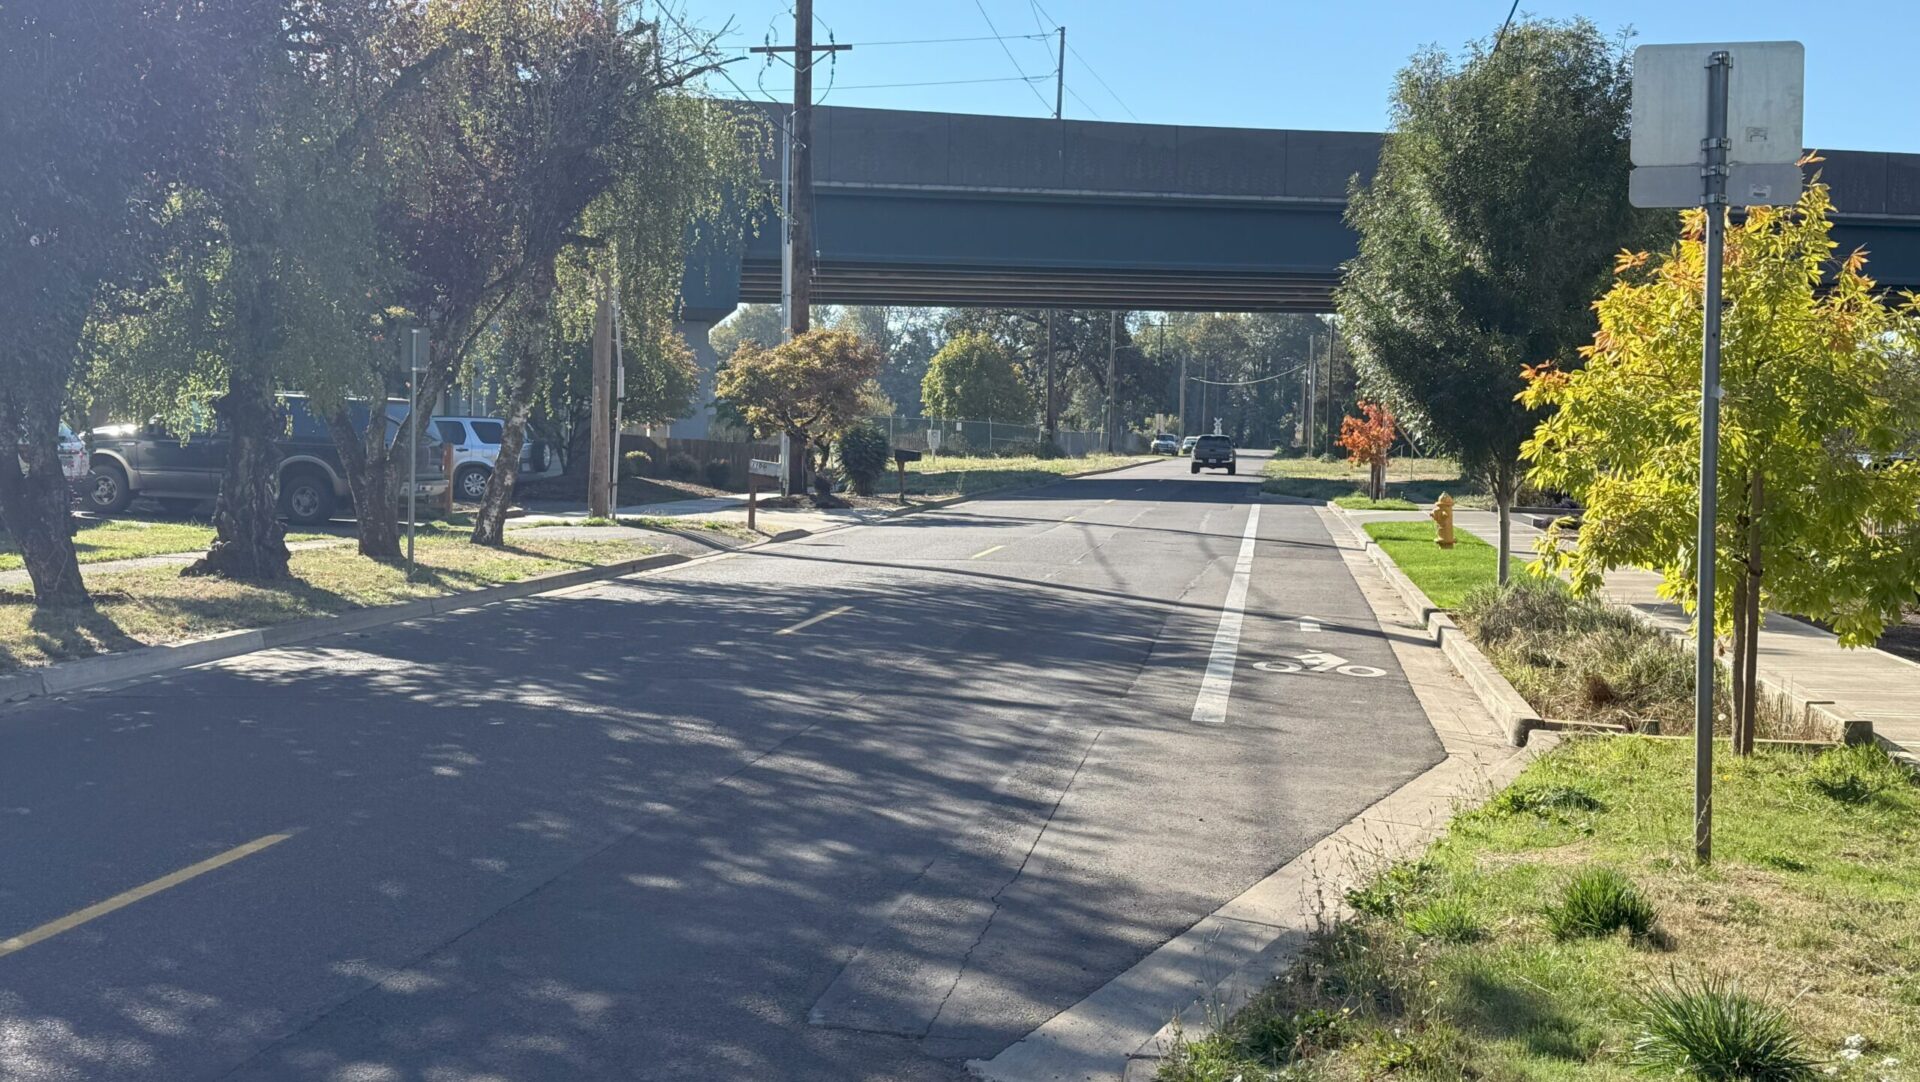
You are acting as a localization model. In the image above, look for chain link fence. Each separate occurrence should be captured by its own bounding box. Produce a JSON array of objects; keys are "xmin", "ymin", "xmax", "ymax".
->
[{"xmin": 871, "ymin": 416, "xmax": 1146, "ymax": 457}]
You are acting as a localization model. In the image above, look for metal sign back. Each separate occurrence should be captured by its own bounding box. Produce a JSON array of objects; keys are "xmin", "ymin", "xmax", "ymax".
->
[
  {"xmin": 1631, "ymin": 41, "xmax": 1804, "ymax": 169},
  {"xmin": 1629, "ymin": 161, "xmax": 1802, "ymax": 209}
]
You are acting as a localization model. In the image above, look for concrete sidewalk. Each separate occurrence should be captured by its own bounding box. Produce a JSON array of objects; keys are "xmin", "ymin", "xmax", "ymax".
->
[{"xmin": 1344, "ymin": 506, "xmax": 1920, "ymax": 760}]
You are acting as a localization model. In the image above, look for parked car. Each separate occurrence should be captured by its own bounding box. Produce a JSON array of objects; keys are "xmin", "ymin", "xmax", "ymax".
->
[
  {"xmin": 1190, "ymin": 434, "xmax": 1237, "ymax": 475},
  {"xmin": 85, "ymin": 395, "xmax": 449, "ymax": 525},
  {"xmin": 433, "ymin": 415, "xmax": 558, "ymax": 502},
  {"xmin": 1179, "ymin": 435, "xmax": 1200, "ymax": 456},
  {"xmin": 13, "ymin": 423, "xmax": 88, "ymax": 491},
  {"xmin": 1149, "ymin": 433, "xmax": 1180, "ymax": 455}
]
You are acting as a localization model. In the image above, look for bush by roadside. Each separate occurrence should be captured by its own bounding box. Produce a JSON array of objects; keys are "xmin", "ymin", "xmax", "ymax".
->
[{"xmin": 1159, "ymin": 737, "xmax": 1920, "ymax": 1081}]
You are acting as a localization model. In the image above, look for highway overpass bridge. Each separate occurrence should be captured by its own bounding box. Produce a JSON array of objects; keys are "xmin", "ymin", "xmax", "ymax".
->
[{"xmin": 671, "ymin": 103, "xmax": 1920, "ymax": 432}]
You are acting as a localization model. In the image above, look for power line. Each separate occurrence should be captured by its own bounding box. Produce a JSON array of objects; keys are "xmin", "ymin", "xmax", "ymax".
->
[
  {"xmin": 1189, "ymin": 363, "xmax": 1310, "ymax": 387},
  {"xmin": 811, "ymin": 74, "xmax": 1052, "ymax": 91},
  {"xmin": 972, "ymin": 0, "xmax": 1055, "ymax": 114},
  {"xmin": 717, "ymin": 33, "xmax": 1051, "ymax": 51},
  {"xmin": 1493, "ymin": 0, "xmax": 1522, "ymax": 52},
  {"xmin": 1029, "ymin": 0, "xmax": 1138, "ymax": 120},
  {"xmin": 657, "ymin": 3, "xmax": 780, "ymax": 104},
  {"xmin": 1065, "ymin": 85, "xmax": 1101, "ymax": 120}
]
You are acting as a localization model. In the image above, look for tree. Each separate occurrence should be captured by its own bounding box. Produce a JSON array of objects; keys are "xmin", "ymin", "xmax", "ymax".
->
[
  {"xmin": 921, "ymin": 331, "xmax": 1032, "ymax": 422},
  {"xmin": 1338, "ymin": 401, "xmax": 1398, "ymax": 500},
  {"xmin": 0, "ymin": 0, "xmax": 252, "ymax": 604},
  {"xmin": 174, "ymin": 1, "xmax": 447, "ymax": 581},
  {"xmin": 715, "ymin": 329, "xmax": 883, "ymax": 492},
  {"xmin": 1520, "ymin": 178, "xmax": 1920, "ymax": 752},
  {"xmin": 1337, "ymin": 17, "xmax": 1654, "ymax": 582},
  {"xmin": 710, "ymin": 304, "xmax": 787, "ymax": 359}
]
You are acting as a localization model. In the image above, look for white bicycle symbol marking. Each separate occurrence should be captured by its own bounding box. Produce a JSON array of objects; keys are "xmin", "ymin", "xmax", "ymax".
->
[{"xmin": 1253, "ymin": 653, "xmax": 1385, "ymax": 679}]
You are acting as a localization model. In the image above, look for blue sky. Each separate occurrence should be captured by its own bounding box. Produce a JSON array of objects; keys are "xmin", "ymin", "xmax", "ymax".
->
[{"xmin": 670, "ymin": 0, "xmax": 1920, "ymax": 152}]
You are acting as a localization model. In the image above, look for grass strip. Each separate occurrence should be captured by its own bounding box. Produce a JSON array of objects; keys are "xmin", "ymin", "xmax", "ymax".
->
[{"xmin": 1160, "ymin": 737, "xmax": 1919, "ymax": 1080}]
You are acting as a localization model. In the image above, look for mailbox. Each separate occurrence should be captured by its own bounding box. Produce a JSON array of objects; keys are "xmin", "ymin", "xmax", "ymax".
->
[{"xmin": 893, "ymin": 448, "xmax": 922, "ymax": 465}]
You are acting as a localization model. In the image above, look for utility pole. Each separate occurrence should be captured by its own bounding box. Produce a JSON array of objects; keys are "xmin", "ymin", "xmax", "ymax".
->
[
  {"xmin": 1306, "ymin": 336, "xmax": 1317, "ymax": 453},
  {"xmin": 587, "ymin": 274, "xmax": 613, "ymax": 519},
  {"xmin": 1053, "ymin": 26, "xmax": 1066, "ymax": 120},
  {"xmin": 1105, "ymin": 311, "xmax": 1117, "ymax": 452},
  {"xmin": 1325, "ymin": 332, "xmax": 1337, "ymax": 456},
  {"xmin": 751, "ymin": 0, "xmax": 851, "ymax": 341},
  {"xmin": 1044, "ymin": 311, "xmax": 1056, "ymax": 443}
]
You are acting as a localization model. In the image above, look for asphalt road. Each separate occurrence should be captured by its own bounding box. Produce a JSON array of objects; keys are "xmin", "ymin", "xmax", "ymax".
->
[{"xmin": 0, "ymin": 451, "xmax": 1444, "ymax": 1081}]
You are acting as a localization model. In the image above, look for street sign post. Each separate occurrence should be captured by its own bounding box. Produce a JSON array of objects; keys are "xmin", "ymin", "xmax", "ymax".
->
[
  {"xmin": 406, "ymin": 328, "xmax": 427, "ymax": 583},
  {"xmin": 1630, "ymin": 41, "xmax": 1803, "ymax": 865},
  {"xmin": 748, "ymin": 458, "xmax": 781, "ymax": 532}
]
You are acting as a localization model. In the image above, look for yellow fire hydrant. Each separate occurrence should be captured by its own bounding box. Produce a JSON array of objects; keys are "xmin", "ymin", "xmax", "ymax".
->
[{"xmin": 1431, "ymin": 493, "xmax": 1457, "ymax": 549}]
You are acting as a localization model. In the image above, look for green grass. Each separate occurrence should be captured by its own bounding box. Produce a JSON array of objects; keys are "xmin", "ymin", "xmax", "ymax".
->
[
  {"xmin": 1362, "ymin": 519, "xmax": 1525, "ymax": 609},
  {"xmin": 1263, "ymin": 456, "xmax": 1479, "ymax": 506},
  {"xmin": 901, "ymin": 453, "xmax": 1155, "ymax": 498},
  {"xmin": 0, "ymin": 518, "xmax": 333, "ymax": 572},
  {"xmin": 1159, "ymin": 738, "xmax": 1920, "ymax": 1081},
  {"xmin": 0, "ymin": 533, "xmax": 659, "ymax": 672},
  {"xmin": 1332, "ymin": 494, "xmax": 1421, "ymax": 511}
]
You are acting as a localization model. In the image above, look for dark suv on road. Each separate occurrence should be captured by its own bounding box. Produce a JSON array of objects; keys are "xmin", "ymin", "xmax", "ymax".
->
[
  {"xmin": 1190, "ymin": 434, "xmax": 1236, "ymax": 475},
  {"xmin": 86, "ymin": 395, "xmax": 450, "ymax": 525}
]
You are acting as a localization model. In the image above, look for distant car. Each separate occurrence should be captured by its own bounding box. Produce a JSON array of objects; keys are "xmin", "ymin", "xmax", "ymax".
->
[
  {"xmin": 86, "ymin": 394, "xmax": 449, "ymax": 525},
  {"xmin": 433, "ymin": 415, "xmax": 558, "ymax": 502},
  {"xmin": 1190, "ymin": 434, "xmax": 1236, "ymax": 475},
  {"xmin": 1179, "ymin": 435, "xmax": 1200, "ymax": 456},
  {"xmin": 1149, "ymin": 433, "xmax": 1180, "ymax": 455},
  {"xmin": 13, "ymin": 423, "xmax": 88, "ymax": 490}
]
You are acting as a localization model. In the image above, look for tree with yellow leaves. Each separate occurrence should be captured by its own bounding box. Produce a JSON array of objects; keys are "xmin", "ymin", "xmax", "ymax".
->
[{"xmin": 1521, "ymin": 177, "xmax": 1920, "ymax": 751}]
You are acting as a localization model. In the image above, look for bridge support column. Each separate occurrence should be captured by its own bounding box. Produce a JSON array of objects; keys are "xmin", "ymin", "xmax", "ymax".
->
[{"xmin": 669, "ymin": 317, "xmax": 720, "ymax": 438}]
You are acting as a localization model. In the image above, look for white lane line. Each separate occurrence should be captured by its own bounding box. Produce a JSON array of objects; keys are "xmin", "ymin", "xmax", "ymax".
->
[
  {"xmin": 1191, "ymin": 503, "xmax": 1262, "ymax": 725},
  {"xmin": 775, "ymin": 604, "xmax": 852, "ymax": 636},
  {"xmin": 1300, "ymin": 619, "xmax": 1321, "ymax": 634}
]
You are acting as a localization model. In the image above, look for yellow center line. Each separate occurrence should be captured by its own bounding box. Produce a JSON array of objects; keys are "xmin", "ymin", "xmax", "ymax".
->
[
  {"xmin": 969, "ymin": 545, "xmax": 1004, "ymax": 560},
  {"xmin": 775, "ymin": 604, "xmax": 853, "ymax": 635},
  {"xmin": 0, "ymin": 832, "xmax": 292, "ymax": 960}
]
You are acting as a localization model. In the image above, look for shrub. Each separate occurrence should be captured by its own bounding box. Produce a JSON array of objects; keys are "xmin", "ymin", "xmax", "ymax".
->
[
  {"xmin": 1545, "ymin": 867, "xmax": 1656, "ymax": 941},
  {"xmin": 1405, "ymin": 898, "xmax": 1485, "ymax": 943},
  {"xmin": 1491, "ymin": 782, "xmax": 1604, "ymax": 817},
  {"xmin": 1806, "ymin": 744, "xmax": 1904, "ymax": 805},
  {"xmin": 836, "ymin": 423, "xmax": 891, "ymax": 496},
  {"xmin": 667, "ymin": 452, "xmax": 698, "ymax": 481},
  {"xmin": 1344, "ymin": 860, "xmax": 1432, "ymax": 918},
  {"xmin": 1034, "ymin": 437, "xmax": 1066, "ymax": 459},
  {"xmin": 1630, "ymin": 977, "xmax": 1817, "ymax": 1081},
  {"xmin": 621, "ymin": 449, "xmax": 651, "ymax": 478},
  {"xmin": 703, "ymin": 459, "xmax": 733, "ymax": 489}
]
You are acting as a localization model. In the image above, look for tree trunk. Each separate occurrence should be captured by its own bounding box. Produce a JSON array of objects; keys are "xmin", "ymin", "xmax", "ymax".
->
[
  {"xmin": 186, "ymin": 373, "xmax": 289, "ymax": 580},
  {"xmin": 325, "ymin": 407, "xmax": 401, "ymax": 561},
  {"xmin": 1494, "ymin": 460, "xmax": 1515, "ymax": 586},
  {"xmin": 474, "ymin": 273, "xmax": 554, "ymax": 547},
  {"xmin": 0, "ymin": 320, "xmax": 91, "ymax": 606},
  {"xmin": 1730, "ymin": 559, "xmax": 1752, "ymax": 751},
  {"xmin": 786, "ymin": 429, "xmax": 809, "ymax": 495},
  {"xmin": 0, "ymin": 404, "xmax": 88, "ymax": 606},
  {"xmin": 1738, "ymin": 474, "xmax": 1766, "ymax": 752}
]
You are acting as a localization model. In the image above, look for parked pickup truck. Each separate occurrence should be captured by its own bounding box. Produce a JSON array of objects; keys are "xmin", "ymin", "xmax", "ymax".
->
[
  {"xmin": 85, "ymin": 394, "xmax": 449, "ymax": 525},
  {"xmin": 433, "ymin": 415, "xmax": 558, "ymax": 502}
]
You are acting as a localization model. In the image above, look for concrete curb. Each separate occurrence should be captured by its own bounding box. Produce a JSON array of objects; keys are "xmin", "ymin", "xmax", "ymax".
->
[
  {"xmin": 1324, "ymin": 503, "xmax": 1541, "ymax": 746},
  {"xmin": 0, "ymin": 551, "xmax": 691, "ymax": 710}
]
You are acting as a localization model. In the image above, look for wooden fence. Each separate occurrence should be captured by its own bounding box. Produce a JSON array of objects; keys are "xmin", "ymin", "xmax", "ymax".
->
[{"xmin": 618, "ymin": 434, "xmax": 780, "ymax": 491}]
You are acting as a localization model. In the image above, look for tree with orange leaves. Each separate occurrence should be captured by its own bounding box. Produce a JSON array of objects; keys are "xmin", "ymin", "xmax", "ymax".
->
[
  {"xmin": 1521, "ymin": 176, "xmax": 1920, "ymax": 751},
  {"xmin": 1338, "ymin": 401, "xmax": 1398, "ymax": 500}
]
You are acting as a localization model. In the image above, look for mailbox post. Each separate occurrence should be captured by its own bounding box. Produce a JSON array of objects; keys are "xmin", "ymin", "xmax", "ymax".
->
[
  {"xmin": 893, "ymin": 447, "xmax": 922, "ymax": 504},
  {"xmin": 748, "ymin": 457, "xmax": 781, "ymax": 532}
]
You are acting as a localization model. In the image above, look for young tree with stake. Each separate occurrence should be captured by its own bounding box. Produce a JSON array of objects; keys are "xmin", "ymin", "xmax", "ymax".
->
[{"xmin": 1521, "ymin": 178, "xmax": 1920, "ymax": 752}]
